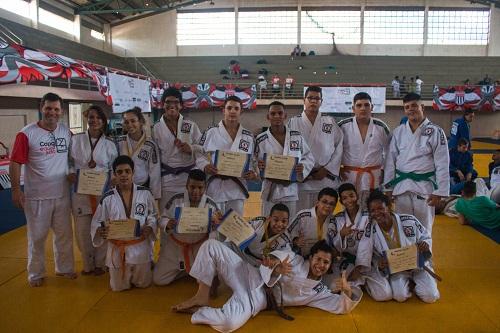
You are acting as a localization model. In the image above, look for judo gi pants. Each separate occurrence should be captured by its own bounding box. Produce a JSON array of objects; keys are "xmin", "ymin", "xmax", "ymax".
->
[
  {"xmin": 109, "ymin": 262, "xmax": 152, "ymax": 292},
  {"xmin": 394, "ymin": 192, "xmax": 435, "ymax": 235}
]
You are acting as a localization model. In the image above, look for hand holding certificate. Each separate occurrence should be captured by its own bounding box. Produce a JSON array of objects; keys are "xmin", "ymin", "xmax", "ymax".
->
[
  {"xmin": 107, "ymin": 219, "xmax": 140, "ymax": 240},
  {"xmin": 263, "ymin": 153, "xmax": 298, "ymax": 182},
  {"xmin": 385, "ymin": 244, "xmax": 418, "ymax": 274},
  {"xmin": 174, "ymin": 207, "xmax": 212, "ymax": 234},
  {"xmin": 213, "ymin": 150, "xmax": 250, "ymax": 178},
  {"xmin": 77, "ymin": 169, "xmax": 109, "ymax": 196},
  {"xmin": 217, "ymin": 209, "xmax": 256, "ymax": 249}
]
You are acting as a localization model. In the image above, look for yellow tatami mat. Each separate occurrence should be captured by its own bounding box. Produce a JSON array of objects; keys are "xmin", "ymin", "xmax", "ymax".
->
[{"xmin": 0, "ymin": 199, "xmax": 499, "ymax": 333}]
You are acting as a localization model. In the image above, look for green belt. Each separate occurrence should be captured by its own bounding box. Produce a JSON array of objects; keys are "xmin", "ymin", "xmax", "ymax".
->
[{"xmin": 386, "ymin": 170, "xmax": 437, "ymax": 190}]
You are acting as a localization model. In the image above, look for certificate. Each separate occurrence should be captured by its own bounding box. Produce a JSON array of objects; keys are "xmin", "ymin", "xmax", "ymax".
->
[
  {"xmin": 174, "ymin": 207, "xmax": 212, "ymax": 234},
  {"xmin": 107, "ymin": 219, "xmax": 140, "ymax": 241},
  {"xmin": 263, "ymin": 153, "xmax": 298, "ymax": 181},
  {"xmin": 213, "ymin": 150, "xmax": 250, "ymax": 178},
  {"xmin": 385, "ymin": 244, "xmax": 418, "ymax": 274},
  {"xmin": 217, "ymin": 209, "xmax": 256, "ymax": 249},
  {"xmin": 77, "ymin": 169, "xmax": 109, "ymax": 196}
]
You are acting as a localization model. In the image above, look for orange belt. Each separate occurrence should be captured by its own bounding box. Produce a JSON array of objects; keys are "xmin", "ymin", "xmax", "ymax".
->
[
  {"xmin": 110, "ymin": 235, "xmax": 146, "ymax": 278},
  {"xmin": 343, "ymin": 165, "xmax": 382, "ymax": 190},
  {"xmin": 169, "ymin": 234, "xmax": 208, "ymax": 272},
  {"xmin": 89, "ymin": 196, "xmax": 98, "ymax": 214}
]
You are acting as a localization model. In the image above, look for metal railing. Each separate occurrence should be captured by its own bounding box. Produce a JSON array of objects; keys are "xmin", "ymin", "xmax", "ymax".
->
[
  {"xmin": 0, "ymin": 22, "xmax": 23, "ymax": 45},
  {"xmin": 112, "ymin": 44, "xmax": 158, "ymax": 79}
]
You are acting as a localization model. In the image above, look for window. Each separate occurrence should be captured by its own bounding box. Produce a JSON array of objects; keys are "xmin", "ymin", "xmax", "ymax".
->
[
  {"xmin": 428, "ymin": 10, "xmax": 490, "ymax": 45},
  {"xmin": 238, "ymin": 11, "xmax": 297, "ymax": 44},
  {"xmin": 364, "ymin": 10, "xmax": 424, "ymax": 44},
  {"xmin": 39, "ymin": 8, "xmax": 75, "ymax": 35},
  {"xmin": 177, "ymin": 11, "xmax": 235, "ymax": 46},
  {"xmin": 301, "ymin": 10, "xmax": 361, "ymax": 44},
  {"xmin": 69, "ymin": 104, "xmax": 83, "ymax": 134},
  {"xmin": 91, "ymin": 29, "xmax": 105, "ymax": 41},
  {"xmin": 0, "ymin": 0, "xmax": 30, "ymax": 18}
]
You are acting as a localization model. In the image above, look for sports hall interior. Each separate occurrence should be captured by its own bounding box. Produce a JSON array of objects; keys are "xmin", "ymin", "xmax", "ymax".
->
[{"xmin": 0, "ymin": 1, "xmax": 499, "ymax": 332}]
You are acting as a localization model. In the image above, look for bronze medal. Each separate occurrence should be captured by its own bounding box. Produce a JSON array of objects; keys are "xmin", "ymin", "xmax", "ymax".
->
[{"xmin": 88, "ymin": 160, "xmax": 97, "ymax": 168}]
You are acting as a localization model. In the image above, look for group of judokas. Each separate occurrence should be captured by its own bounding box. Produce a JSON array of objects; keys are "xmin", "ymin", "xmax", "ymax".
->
[{"xmin": 10, "ymin": 86, "xmax": 448, "ymax": 326}]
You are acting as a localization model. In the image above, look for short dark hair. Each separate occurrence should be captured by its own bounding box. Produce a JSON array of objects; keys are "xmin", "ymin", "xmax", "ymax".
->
[
  {"xmin": 270, "ymin": 203, "xmax": 290, "ymax": 217},
  {"xmin": 123, "ymin": 106, "xmax": 146, "ymax": 124},
  {"xmin": 403, "ymin": 92, "xmax": 422, "ymax": 104},
  {"xmin": 305, "ymin": 86, "xmax": 322, "ymax": 99},
  {"xmin": 40, "ymin": 92, "xmax": 63, "ymax": 109},
  {"xmin": 463, "ymin": 180, "xmax": 476, "ymax": 196},
  {"xmin": 268, "ymin": 101, "xmax": 285, "ymax": 109},
  {"xmin": 161, "ymin": 87, "xmax": 183, "ymax": 105},
  {"xmin": 318, "ymin": 187, "xmax": 339, "ymax": 201},
  {"xmin": 223, "ymin": 95, "xmax": 243, "ymax": 108},
  {"xmin": 309, "ymin": 239, "xmax": 336, "ymax": 267},
  {"xmin": 353, "ymin": 92, "xmax": 372, "ymax": 104},
  {"xmin": 112, "ymin": 155, "xmax": 134, "ymax": 173},
  {"xmin": 84, "ymin": 105, "xmax": 108, "ymax": 133},
  {"xmin": 457, "ymin": 138, "xmax": 469, "ymax": 147},
  {"xmin": 366, "ymin": 189, "xmax": 391, "ymax": 210},
  {"xmin": 187, "ymin": 169, "xmax": 207, "ymax": 182},
  {"xmin": 338, "ymin": 183, "xmax": 357, "ymax": 197}
]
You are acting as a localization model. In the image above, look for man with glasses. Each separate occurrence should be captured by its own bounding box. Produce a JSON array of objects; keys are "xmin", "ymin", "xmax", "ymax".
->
[
  {"xmin": 287, "ymin": 187, "xmax": 339, "ymax": 257},
  {"xmin": 10, "ymin": 92, "xmax": 76, "ymax": 287},
  {"xmin": 339, "ymin": 92, "xmax": 390, "ymax": 206},
  {"xmin": 152, "ymin": 87, "xmax": 203, "ymax": 212},
  {"xmin": 288, "ymin": 86, "xmax": 343, "ymax": 211}
]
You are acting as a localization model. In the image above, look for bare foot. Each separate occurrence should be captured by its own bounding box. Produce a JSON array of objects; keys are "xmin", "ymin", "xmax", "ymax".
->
[
  {"xmin": 171, "ymin": 295, "xmax": 209, "ymax": 313},
  {"xmin": 56, "ymin": 272, "xmax": 78, "ymax": 279},
  {"xmin": 29, "ymin": 278, "xmax": 44, "ymax": 287},
  {"xmin": 93, "ymin": 267, "xmax": 106, "ymax": 276}
]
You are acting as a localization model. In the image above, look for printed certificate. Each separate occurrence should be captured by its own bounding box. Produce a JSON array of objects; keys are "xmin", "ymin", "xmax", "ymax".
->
[
  {"xmin": 217, "ymin": 209, "xmax": 256, "ymax": 249},
  {"xmin": 263, "ymin": 154, "xmax": 297, "ymax": 181},
  {"xmin": 77, "ymin": 169, "xmax": 108, "ymax": 196},
  {"xmin": 213, "ymin": 150, "xmax": 250, "ymax": 178},
  {"xmin": 174, "ymin": 207, "xmax": 212, "ymax": 234},
  {"xmin": 107, "ymin": 219, "xmax": 140, "ymax": 240},
  {"xmin": 386, "ymin": 244, "xmax": 418, "ymax": 274}
]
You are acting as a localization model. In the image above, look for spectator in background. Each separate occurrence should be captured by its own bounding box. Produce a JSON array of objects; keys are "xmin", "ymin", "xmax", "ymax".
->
[
  {"xmin": 449, "ymin": 138, "xmax": 477, "ymax": 195},
  {"xmin": 408, "ymin": 77, "xmax": 416, "ymax": 93},
  {"xmin": 489, "ymin": 149, "xmax": 500, "ymax": 180},
  {"xmin": 258, "ymin": 74, "xmax": 267, "ymax": 98},
  {"xmin": 400, "ymin": 76, "xmax": 407, "ymax": 95},
  {"xmin": 291, "ymin": 44, "xmax": 301, "ymax": 57},
  {"xmin": 272, "ymin": 73, "xmax": 281, "ymax": 94},
  {"xmin": 449, "ymin": 109, "xmax": 474, "ymax": 150},
  {"xmin": 391, "ymin": 76, "xmax": 400, "ymax": 98},
  {"xmin": 415, "ymin": 75, "xmax": 424, "ymax": 95},
  {"xmin": 231, "ymin": 62, "xmax": 241, "ymax": 78},
  {"xmin": 285, "ymin": 73, "xmax": 295, "ymax": 92},
  {"xmin": 455, "ymin": 181, "xmax": 500, "ymax": 230}
]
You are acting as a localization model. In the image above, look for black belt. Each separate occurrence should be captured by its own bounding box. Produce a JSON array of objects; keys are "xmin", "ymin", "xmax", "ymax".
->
[
  {"xmin": 264, "ymin": 283, "xmax": 294, "ymax": 321},
  {"xmin": 207, "ymin": 175, "xmax": 249, "ymax": 199},
  {"xmin": 161, "ymin": 163, "xmax": 195, "ymax": 177}
]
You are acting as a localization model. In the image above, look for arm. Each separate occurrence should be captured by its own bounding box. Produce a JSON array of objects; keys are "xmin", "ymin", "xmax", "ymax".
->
[
  {"xmin": 457, "ymin": 213, "xmax": 469, "ymax": 225},
  {"xmin": 91, "ymin": 201, "xmax": 108, "ymax": 247},
  {"xmin": 323, "ymin": 123, "xmax": 343, "ymax": 177},
  {"xmin": 149, "ymin": 141, "xmax": 162, "ymax": 200},
  {"xmin": 9, "ymin": 132, "xmax": 29, "ymax": 208},
  {"xmin": 142, "ymin": 193, "xmax": 158, "ymax": 241},
  {"xmin": 383, "ymin": 133, "xmax": 398, "ymax": 190},
  {"xmin": 432, "ymin": 128, "xmax": 450, "ymax": 197},
  {"xmin": 298, "ymin": 136, "xmax": 315, "ymax": 181}
]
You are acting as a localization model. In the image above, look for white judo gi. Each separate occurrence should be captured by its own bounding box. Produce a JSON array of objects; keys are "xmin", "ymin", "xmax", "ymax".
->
[
  {"xmin": 255, "ymin": 127, "xmax": 315, "ymax": 217},
  {"xmin": 69, "ymin": 132, "xmax": 118, "ymax": 273},
  {"xmin": 338, "ymin": 117, "xmax": 390, "ymax": 203},
  {"xmin": 383, "ymin": 118, "xmax": 449, "ymax": 234},
  {"xmin": 197, "ymin": 121, "xmax": 256, "ymax": 215},
  {"xmin": 287, "ymin": 207, "xmax": 335, "ymax": 257},
  {"xmin": 90, "ymin": 185, "xmax": 157, "ymax": 291},
  {"xmin": 356, "ymin": 213, "xmax": 440, "ymax": 303},
  {"xmin": 153, "ymin": 191, "xmax": 220, "ymax": 285},
  {"xmin": 233, "ymin": 216, "xmax": 292, "ymax": 267},
  {"xmin": 152, "ymin": 115, "xmax": 202, "ymax": 210},
  {"xmin": 10, "ymin": 122, "xmax": 75, "ymax": 283},
  {"xmin": 188, "ymin": 239, "xmax": 362, "ymax": 333},
  {"xmin": 288, "ymin": 112, "xmax": 343, "ymax": 211},
  {"xmin": 116, "ymin": 133, "xmax": 161, "ymax": 199}
]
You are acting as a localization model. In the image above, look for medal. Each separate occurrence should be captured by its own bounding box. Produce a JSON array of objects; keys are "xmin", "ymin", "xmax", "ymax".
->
[
  {"xmin": 88, "ymin": 160, "xmax": 97, "ymax": 168},
  {"xmin": 88, "ymin": 130, "xmax": 102, "ymax": 170}
]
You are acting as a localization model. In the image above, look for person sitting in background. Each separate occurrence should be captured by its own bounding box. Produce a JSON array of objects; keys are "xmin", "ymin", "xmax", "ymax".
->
[
  {"xmin": 272, "ymin": 73, "xmax": 281, "ymax": 93},
  {"xmin": 488, "ymin": 149, "xmax": 500, "ymax": 182},
  {"xmin": 285, "ymin": 73, "xmax": 294, "ymax": 91},
  {"xmin": 455, "ymin": 181, "xmax": 500, "ymax": 230},
  {"xmin": 449, "ymin": 109, "xmax": 474, "ymax": 150},
  {"xmin": 449, "ymin": 138, "xmax": 477, "ymax": 195},
  {"xmin": 291, "ymin": 44, "xmax": 301, "ymax": 57},
  {"xmin": 231, "ymin": 62, "xmax": 241, "ymax": 78},
  {"xmin": 391, "ymin": 76, "xmax": 400, "ymax": 99}
]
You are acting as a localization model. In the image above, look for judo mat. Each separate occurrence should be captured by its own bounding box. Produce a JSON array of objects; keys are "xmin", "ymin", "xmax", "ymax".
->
[
  {"xmin": 0, "ymin": 196, "xmax": 499, "ymax": 333},
  {"xmin": 470, "ymin": 224, "xmax": 500, "ymax": 244}
]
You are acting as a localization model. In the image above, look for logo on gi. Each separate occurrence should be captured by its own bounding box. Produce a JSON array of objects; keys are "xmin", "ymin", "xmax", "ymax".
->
[
  {"xmin": 181, "ymin": 122, "xmax": 192, "ymax": 133},
  {"xmin": 322, "ymin": 124, "xmax": 333, "ymax": 134},
  {"xmin": 290, "ymin": 140, "xmax": 299, "ymax": 151},
  {"xmin": 239, "ymin": 139, "xmax": 250, "ymax": 152},
  {"xmin": 135, "ymin": 204, "xmax": 145, "ymax": 216}
]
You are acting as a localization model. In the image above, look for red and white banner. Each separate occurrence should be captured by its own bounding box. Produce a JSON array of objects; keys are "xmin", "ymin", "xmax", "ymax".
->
[{"xmin": 432, "ymin": 85, "xmax": 499, "ymax": 112}]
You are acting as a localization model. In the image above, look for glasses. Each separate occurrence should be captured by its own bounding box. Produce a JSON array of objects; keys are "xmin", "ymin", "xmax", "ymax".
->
[{"xmin": 306, "ymin": 97, "xmax": 322, "ymax": 101}]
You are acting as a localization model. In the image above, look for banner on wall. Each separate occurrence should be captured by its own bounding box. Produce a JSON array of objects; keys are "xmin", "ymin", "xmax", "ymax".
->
[
  {"xmin": 304, "ymin": 85, "xmax": 386, "ymax": 113},
  {"xmin": 176, "ymin": 83, "xmax": 257, "ymax": 110},
  {"xmin": 108, "ymin": 72, "xmax": 151, "ymax": 113},
  {"xmin": 432, "ymin": 85, "xmax": 499, "ymax": 112}
]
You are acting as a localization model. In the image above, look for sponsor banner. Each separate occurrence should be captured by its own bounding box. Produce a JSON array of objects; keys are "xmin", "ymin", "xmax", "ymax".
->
[
  {"xmin": 304, "ymin": 85, "xmax": 386, "ymax": 113},
  {"xmin": 432, "ymin": 85, "xmax": 499, "ymax": 112},
  {"xmin": 108, "ymin": 72, "xmax": 151, "ymax": 113}
]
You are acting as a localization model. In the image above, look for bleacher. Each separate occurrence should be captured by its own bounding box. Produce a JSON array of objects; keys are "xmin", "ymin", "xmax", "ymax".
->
[
  {"xmin": 0, "ymin": 17, "xmax": 132, "ymax": 72},
  {"xmin": 140, "ymin": 55, "xmax": 500, "ymax": 93}
]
